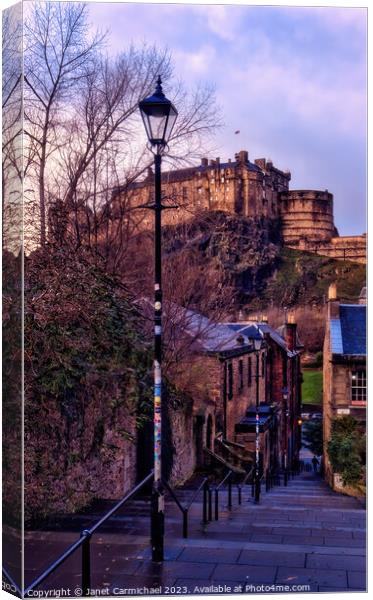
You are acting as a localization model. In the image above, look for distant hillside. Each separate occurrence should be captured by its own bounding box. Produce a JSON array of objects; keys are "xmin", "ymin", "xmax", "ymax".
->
[
  {"xmin": 163, "ymin": 211, "xmax": 365, "ymax": 308},
  {"xmin": 160, "ymin": 211, "xmax": 366, "ymax": 351},
  {"xmin": 247, "ymin": 246, "xmax": 366, "ymax": 311}
]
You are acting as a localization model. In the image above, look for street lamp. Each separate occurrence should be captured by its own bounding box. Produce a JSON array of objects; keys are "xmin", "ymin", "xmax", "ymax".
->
[
  {"xmin": 250, "ymin": 333, "xmax": 263, "ymax": 503},
  {"xmin": 139, "ymin": 76, "xmax": 178, "ymax": 562}
]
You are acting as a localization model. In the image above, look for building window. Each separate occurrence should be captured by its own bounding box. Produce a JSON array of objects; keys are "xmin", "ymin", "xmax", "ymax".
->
[
  {"xmin": 238, "ymin": 359, "xmax": 243, "ymax": 392},
  {"xmin": 228, "ymin": 363, "xmax": 233, "ymax": 400},
  {"xmin": 182, "ymin": 187, "xmax": 188, "ymax": 202},
  {"xmin": 351, "ymin": 370, "xmax": 366, "ymax": 402},
  {"xmin": 248, "ymin": 356, "xmax": 252, "ymax": 386}
]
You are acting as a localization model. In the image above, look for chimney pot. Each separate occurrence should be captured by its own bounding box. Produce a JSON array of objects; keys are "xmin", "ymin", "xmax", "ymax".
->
[{"xmin": 328, "ymin": 283, "xmax": 338, "ymax": 301}]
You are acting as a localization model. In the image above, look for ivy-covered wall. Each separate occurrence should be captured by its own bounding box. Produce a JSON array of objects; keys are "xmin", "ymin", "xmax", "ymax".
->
[{"xmin": 23, "ymin": 247, "xmax": 153, "ymax": 524}]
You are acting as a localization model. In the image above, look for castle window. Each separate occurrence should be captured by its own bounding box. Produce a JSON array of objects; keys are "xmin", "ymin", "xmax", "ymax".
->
[
  {"xmin": 198, "ymin": 187, "xmax": 202, "ymax": 194},
  {"xmin": 221, "ymin": 177, "xmax": 225, "ymax": 183},
  {"xmin": 182, "ymin": 187, "xmax": 188, "ymax": 202},
  {"xmin": 351, "ymin": 370, "xmax": 366, "ymax": 403}
]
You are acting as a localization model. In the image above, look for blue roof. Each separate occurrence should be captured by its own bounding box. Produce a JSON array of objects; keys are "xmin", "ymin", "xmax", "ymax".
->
[
  {"xmin": 338, "ymin": 304, "xmax": 366, "ymax": 356},
  {"xmin": 225, "ymin": 322, "xmax": 296, "ymax": 357},
  {"xmin": 330, "ymin": 319, "xmax": 343, "ymax": 354}
]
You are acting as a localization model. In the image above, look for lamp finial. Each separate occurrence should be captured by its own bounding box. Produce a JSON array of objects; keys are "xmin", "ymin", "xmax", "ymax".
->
[{"xmin": 155, "ymin": 76, "xmax": 163, "ymax": 94}]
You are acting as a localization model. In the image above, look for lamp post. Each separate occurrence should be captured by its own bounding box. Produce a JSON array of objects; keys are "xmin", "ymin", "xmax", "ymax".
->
[
  {"xmin": 138, "ymin": 76, "xmax": 178, "ymax": 562},
  {"xmin": 282, "ymin": 387, "xmax": 289, "ymax": 485},
  {"xmin": 251, "ymin": 334, "xmax": 263, "ymax": 503}
]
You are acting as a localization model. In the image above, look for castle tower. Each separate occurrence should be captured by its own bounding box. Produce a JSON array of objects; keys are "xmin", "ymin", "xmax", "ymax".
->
[{"xmin": 279, "ymin": 190, "xmax": 335, "ymax": 246}]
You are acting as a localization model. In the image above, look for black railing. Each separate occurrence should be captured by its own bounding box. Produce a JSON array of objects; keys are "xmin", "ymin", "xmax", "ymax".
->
[
  {"xmin": 4, "ymin": 460, "xmax": 304, "ymax": 596},
  {"xmin": 163, "ymin": 476, "xmax": 209, "ymax": 538},
  {"xmin": 21, "ymin": 471, "xmax": 154, "ymax": 596}
]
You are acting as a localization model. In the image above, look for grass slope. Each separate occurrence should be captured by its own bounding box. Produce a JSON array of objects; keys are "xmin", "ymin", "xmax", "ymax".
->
[
  {"xmin": 302, "ymin": 369, "xmax": 323, "ymax": 406},
  {"xmin": 248, "ymin": 247, "xmax": 366, "ymax": 310}
]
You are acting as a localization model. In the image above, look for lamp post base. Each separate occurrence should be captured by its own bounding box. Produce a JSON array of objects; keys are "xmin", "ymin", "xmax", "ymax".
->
[{"xmin": 151, "ymin": 488, "xmax": 164, "ymax": 562}]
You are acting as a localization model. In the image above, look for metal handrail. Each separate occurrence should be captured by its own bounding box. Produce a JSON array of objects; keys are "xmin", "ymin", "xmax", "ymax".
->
[
  {"xmin": 24, "ymin": 471, "xmax": 154, "ymax": 595},
  {"xmin": 185, "ymin": 477, "xmax": 208, "ymax": 510},
  {"xmin": 162, "ymin": 476, "xmax": 209, "ymax": 538},
  {"xmin": 242, "ymin": 466, "xmax": 254, "ymax": 486},
  {"xmin": 215, "ymin": 469, "xmax": 232, "ymax": 491}
]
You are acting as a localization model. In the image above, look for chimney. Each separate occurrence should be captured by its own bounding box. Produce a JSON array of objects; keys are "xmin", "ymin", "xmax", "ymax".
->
[
  {"xmin": 215, "ymin": 157, "xmax": 220, "ymax": 166},
  {"xmin": 201, "ymin": 158, "xmax": 208, "ymax": 167},
  {"xmin": 237, "ymin": 150, "xmax": 248, "ymax": 164},
  {"xmin": 284, "ymin": 312, "xmax": 297, "ymax": 351},
  {"xmin": 327, "ymin": 283, "xmax": 340, "ymax": 319},
  {"xmin": 209, "ymin": 159, "xmax": 215, "ymax": 166}
]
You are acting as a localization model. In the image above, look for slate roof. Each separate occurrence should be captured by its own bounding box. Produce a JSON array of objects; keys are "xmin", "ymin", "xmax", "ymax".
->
[
  {"xmin": 225, "ymin": 322, "xmax": 297, "ymax": 357},
  {"xmin": 181, "ymin": 310, "xmax": 252, "ymax": 353},
  {"xmin": 138, "ymin": 299, "xmax": 295, "ymax": 356},
  {"xmin": 335, "ymin": 304, "xmax": 367, "ymax": 356}
]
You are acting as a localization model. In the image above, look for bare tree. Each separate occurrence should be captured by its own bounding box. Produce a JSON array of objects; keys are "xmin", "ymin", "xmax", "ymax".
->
[
  {"xmin": 23, "ymin": 1, "xmax": 222, "ymax": 253},
  {"xmin": 2, "ymin": 4, "xmax": 23, "ymax": 253},
  {"xmin": 24, "ymin": 1, "xmax": 103, "ymax": 247}
]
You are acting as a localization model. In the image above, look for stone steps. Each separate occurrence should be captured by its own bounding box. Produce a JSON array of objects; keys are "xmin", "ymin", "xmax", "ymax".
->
[{"xmin": 23, "ymin": 470, "xmax": 366, "ymax": 593}]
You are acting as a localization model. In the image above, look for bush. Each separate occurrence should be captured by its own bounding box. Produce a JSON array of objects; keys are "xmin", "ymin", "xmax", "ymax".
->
[{"xmin": 327, "ymin": 416, "xmax": 366, "ymax": 488}]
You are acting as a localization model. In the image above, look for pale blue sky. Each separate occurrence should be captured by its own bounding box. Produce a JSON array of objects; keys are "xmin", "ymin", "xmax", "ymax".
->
[{"xmin": 88, "ymin": 2, "xmax": 367, "ymax": 235}]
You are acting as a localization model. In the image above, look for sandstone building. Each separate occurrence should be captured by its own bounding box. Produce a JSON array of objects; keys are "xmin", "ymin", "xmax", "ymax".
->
[
  {"xmin": 165, "ymin": 309, "xmax": 302, "ymax": 484},
  {"xmin": 323, "ymin": 283, "xmax": 366, "ymax": 491},
  {"xmin": 114, "ymin": 150, "xmax": 366, "ymax": 263}
]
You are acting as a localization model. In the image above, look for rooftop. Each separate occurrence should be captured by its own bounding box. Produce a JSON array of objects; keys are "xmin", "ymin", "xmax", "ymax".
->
[{"xmin": 330, "ymin": 304, "xmax": 366, "ymax": 356}]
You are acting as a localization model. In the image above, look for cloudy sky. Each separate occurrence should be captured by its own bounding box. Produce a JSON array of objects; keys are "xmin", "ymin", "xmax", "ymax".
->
[{"xmin": 88, "ymin": 1, "xmax": 367, "ymax": 235}]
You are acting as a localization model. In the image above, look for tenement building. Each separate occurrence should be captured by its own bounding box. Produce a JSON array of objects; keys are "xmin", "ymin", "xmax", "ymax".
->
[
  {"xmin": 323, "ymin": 283, "xmax": 367, "ymax": 490},
  {"xmin": 113, "ymin": 149, "xmax": 366, "ymax": 263},
  {"xmin": 168, "ymin": 308, "xmax": 302, "ymax": 483}
]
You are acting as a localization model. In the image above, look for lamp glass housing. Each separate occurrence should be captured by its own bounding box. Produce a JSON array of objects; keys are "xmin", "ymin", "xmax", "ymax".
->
[
  {"xmin": 139, "ymin": 81, "xmax": 178, "ymax": 146},
  {"xmin": 252, "ymin": 337, "xmax": 262, "ymax": 352}
]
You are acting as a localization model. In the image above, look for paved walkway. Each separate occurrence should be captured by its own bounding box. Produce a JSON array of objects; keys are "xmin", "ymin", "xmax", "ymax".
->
[{"xmin": 20, "ymin": 465, "xmax": 366, "ymax": 595}]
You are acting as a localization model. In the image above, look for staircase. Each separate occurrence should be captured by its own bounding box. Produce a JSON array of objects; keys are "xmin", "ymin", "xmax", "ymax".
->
[{"xmin": 22, "ymin": 464, "xmax": 366, "ymax": 594}]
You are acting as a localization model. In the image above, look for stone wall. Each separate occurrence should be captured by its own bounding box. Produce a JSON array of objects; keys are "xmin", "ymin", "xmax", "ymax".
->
[
  {"xmin": 169, "ymin": 399, "xmax": 195, "ymax": 485},
  {"xmin": 311, "ymin": 236, "xmax": 366, "ymax": 264}
]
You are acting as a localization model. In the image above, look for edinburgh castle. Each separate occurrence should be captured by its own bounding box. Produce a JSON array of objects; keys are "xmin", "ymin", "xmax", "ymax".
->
[{"xmin": 114, "ymin": 149, "xmax": 366, "ymax": 263}]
